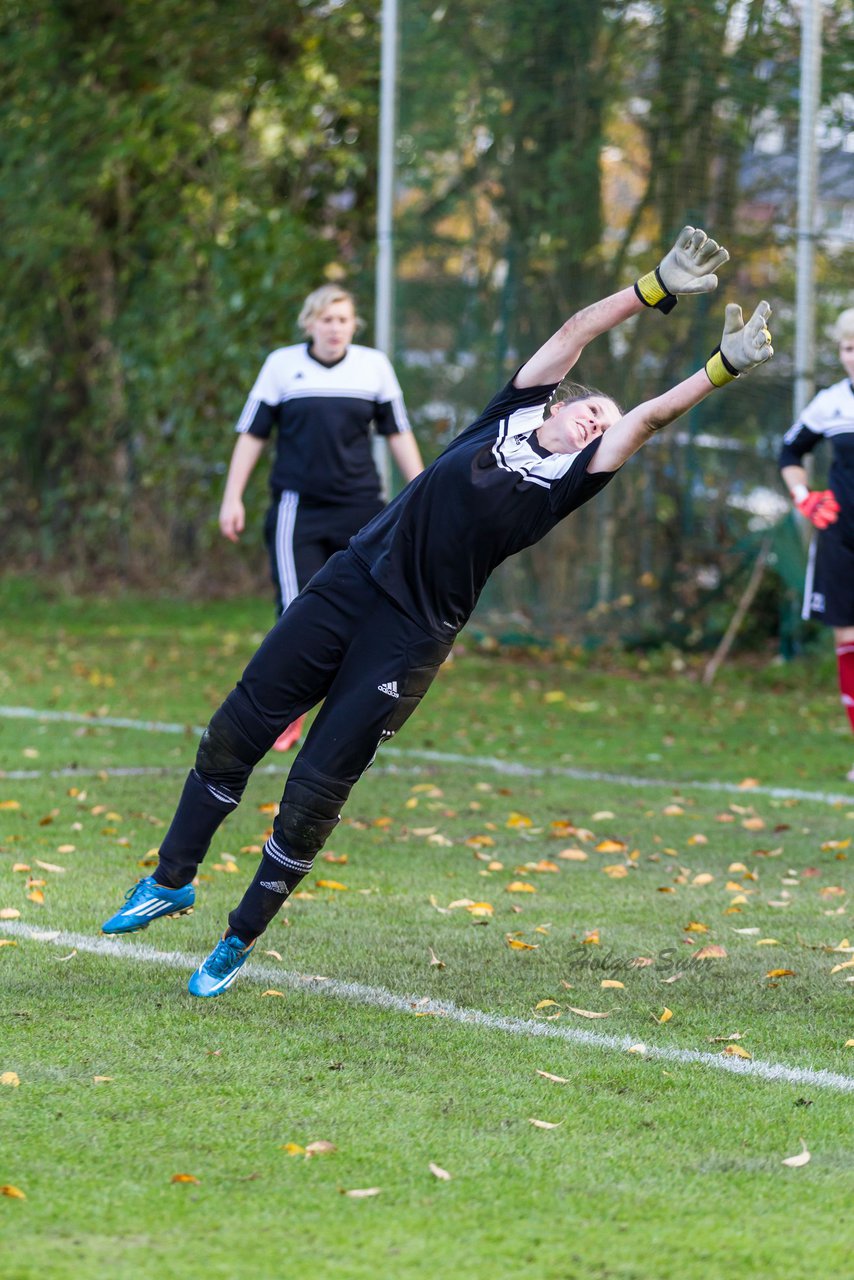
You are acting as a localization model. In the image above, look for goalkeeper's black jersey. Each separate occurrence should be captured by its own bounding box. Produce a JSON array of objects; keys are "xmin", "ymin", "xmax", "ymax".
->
[
  {"xmin": 779, "ymin": 378, "xmax": 854, "ymax": 541},
  {"xmin": 350, "ymin": 378, "xmax": 616, "ymax": 640}
]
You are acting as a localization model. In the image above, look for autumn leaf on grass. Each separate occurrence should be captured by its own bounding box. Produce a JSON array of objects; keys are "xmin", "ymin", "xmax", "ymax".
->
[
  {"xmin": 536, "ymin": 1070, "xmax": 569, "ymax": 1084},
  {"xmin": 602, "ymin": 865, "xmax": 629, "ymax": 879},
  {"xmin": 262, "ymin": 990, "xmax": 286, "ymax": 998},
  {"xmin": 506, "ymin": 812, "xmax": 533, "ymax": 829},
  {"xmin": 601, "ymin": 980, "xmax": 625, "ymax": 990},
  {"xmin": 766, "ymin": 969, "xmax": 796, "ymax": 979},
  {"xmin": 582, "ymin": 929, "xmax": 600, "ymax": 945},
  {"xmin": 506, "ymin": 882, "xmax": 536, "ymax": 894},
  {"xmin": 428, "ymin": 948, "xmax": 446, "ymax": 969},
  {"xmin": 653, "ymin": 1007, "xmax": 673, "ymax": 1024},
  {"xmin": 1, "ymin": 1072, "xmax": 20, "ymax": 1087},
  {"xmin": 34, "ymin": 860, "xmax": 66, "ymax": 874},
  {"xmin": 281, "ymin": 1143, "xmax": 306, "ymax": 1156},
  {"xmin": 844, "ymin": 1040, "xmax": 854, "ymax": 1049},
  {"xmin": 315, "ymin": 879, "xmax": 348, "ymax": 891},
  {"xmin": 684, "ymin": 922, "xmax": 710, "ymax": 934},
  {"xmin": 0, "ymin": 800, "xmax": 21, "ymax": 811},
  {"xmin": 781, "ymin": 1141, "xmax": 811, "ymax": 1168},
  {"xmin": 429, "ymin": 1162, "xmax": 452, "ymax": 1181},
  {"xmin": 0, "ymin": 909, "xmax": 21, "ymax": 920},
  {"xmin": 305, "ymin": 1141, "xmax": 337, "ymax": 1158},
  {"xmin": 466, "ymin": 902, "xmax": 494, "ymax": 917},
  {"xmin": 830, "ymin": 959, "xmax": 854, "ymax": 974},
  {"xmin": 691, "ymin": 873, "xmax": 714, "ymax": 886},
  {"xmin": 595, "ymin": 839, "xmax": 626, "ymax": 854},
  {"xmin": 557, "ymin": 848, "xmax": 588, "ymax": 862},
  {"xmin": 0, "ymin": 940, "xmax": 17, "ymax": 949},
  {"xmin": 93, "ymin": 1076, "xmax": 113, "ymax": 1084},
  {"xmin": 0, "ymin": 1185, "xmax": 25, "ymax": 1199},
  {"xmin": 263, "ymin": 950, "xmax": 283, "ymax": 961},
  {"xmin": 693, "ymin": 945, "xmax": 728, "ymax": 960},
  {"xmin": 722, "ymin": 1044, "xmax": 752, "ymax": 1060},
  {"xmin": 342, "ymin": 1187, "xmax": 381, "ymax": 1198},
  {"xmin": 171, "ymin": 1174, "xmax": 201, "ymax": 1184},
  {"xmin": 528, "ymin": 1118, "xmax": 563, "ymax": 1129},
  {"xmin": 567, "ymin": 1007, "xmax": 610, "ymax": 1019},
  {"xmin": 321, "ymin": 852, "xmax": 348, "ymax": 864},
  {"xmin": 506, "ymin": 937, "xmax": 538, "ymax": 951}
]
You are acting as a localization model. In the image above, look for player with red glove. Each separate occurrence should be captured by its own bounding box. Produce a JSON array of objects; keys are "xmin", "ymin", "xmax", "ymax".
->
[{"xmin": 779, "ymin": 307, "xmax": 854, "ymax": 778}]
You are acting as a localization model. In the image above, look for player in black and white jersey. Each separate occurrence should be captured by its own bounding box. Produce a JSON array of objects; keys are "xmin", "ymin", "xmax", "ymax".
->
[
  {"xmin": 218, "ymin": 284, "xmax": 424, "ymax": 749},
  {"xmin": 779, "ymin": 308, "xmax": 854, "ymax": 779},
  {"xmin": 101, "ymin": 227, "xmax": 774, "ymax": 996}
]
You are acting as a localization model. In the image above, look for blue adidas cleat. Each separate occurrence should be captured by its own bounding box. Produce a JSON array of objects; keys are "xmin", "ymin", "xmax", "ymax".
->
[
  {"xmin": 188, "ymin": 933, "xmax": 255, "ymax": 998},
  {"xmin": 101, "ymin": 876, "xmax": 195, "ymax": 935}
]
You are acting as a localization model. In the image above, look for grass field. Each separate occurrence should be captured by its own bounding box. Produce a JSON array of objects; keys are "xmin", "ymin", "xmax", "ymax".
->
[{"xmin": 1, "ymin": 579, "xmax": 853, "ymax": 1280}]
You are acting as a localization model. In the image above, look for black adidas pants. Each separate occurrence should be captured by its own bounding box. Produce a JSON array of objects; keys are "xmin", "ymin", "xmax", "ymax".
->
[
  {"xmin": 154, "ymin": 550, "xmax": 452, "ymax": 937},
  {"xmin": 264, "ymin": 492, "xmax": 385, "ymax": 616}
]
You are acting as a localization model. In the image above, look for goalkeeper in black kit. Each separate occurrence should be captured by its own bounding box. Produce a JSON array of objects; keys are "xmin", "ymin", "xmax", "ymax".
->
[{"xmin": 101, "ymin": 227, "xmax": 774, "ymax": 996}]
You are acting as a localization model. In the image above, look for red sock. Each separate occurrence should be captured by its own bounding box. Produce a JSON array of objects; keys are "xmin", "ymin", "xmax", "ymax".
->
[{"xmin": 836, "ymin": 645, "xmax": 854, "ymax": 733}]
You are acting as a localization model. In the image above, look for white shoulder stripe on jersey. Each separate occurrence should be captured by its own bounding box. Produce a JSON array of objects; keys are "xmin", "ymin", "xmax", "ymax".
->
[{"xmin": 236, "ymin": 396, "xmax": 262, "ymax": 434}]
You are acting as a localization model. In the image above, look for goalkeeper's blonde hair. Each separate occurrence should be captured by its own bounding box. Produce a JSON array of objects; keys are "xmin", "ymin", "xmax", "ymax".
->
[
  {"xmin": 543, "ymin": 376, "xmax": 621, "ymax": 420},
  {"xmin": 833, "ymin": 308, "xmax": 854, "ymax": 343}
]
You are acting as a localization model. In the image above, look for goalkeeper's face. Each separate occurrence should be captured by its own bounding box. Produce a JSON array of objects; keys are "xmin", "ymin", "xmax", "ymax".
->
[{"xmin": 539, "ymin": 395, "xmax": 621, "ymax": 455}]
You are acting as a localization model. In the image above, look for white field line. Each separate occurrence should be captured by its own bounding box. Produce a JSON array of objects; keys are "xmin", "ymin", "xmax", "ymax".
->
[
  {"xmin": 3, "ymin": 920, "xmax": 854, "ymax": 1096},
  {"xmin": 2, "ymin": 703, "xmax": 854, "ymax": 806}
]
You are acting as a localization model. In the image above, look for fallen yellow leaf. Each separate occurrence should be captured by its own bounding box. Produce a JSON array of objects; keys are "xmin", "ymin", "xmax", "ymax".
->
[
  {"xmin": 567, "ymin": 1007, "xmax": 610, "ymax": 1019},
  {"xmin": 92, "ymin": 1076, "xmax": 113, "ymax": 1083},
  {"xmin": 595, "ymin": 839, "xmax": 627, "ymax": 854},
  {"xmin": 263, "ymin": 950, "xmax": 283, "ymax": 961},
  {"xmin": 722, "ymin": 1044, "xmax": 752, "ymax": 1060},
  {"xmin": 0, "ymin": 1185, "xmax": 26, "ymax": 1198},
  {"xmin": 428, "ymin": 1162, "xmax": 452, "ymax": 1181},
  {"xmin": 582, "ymin": 929, "xmax": 600, "ymax": 945},
  {"xmin": 0, "ymin": 940, "xmax": 17, "ymax": 948},
  {"xmin": 281, "ymin": 1143, "xmax": 306, "ymax": 1156},
  {"xmin": 536, "ymin": 1070, "xmax": 569, "ymax": 1083},
  {"xmin": 506, "ymin": 881, "xmax": 536, "ymax": 893},
  {"xmin": 534, "ymin": 999, "xmax": 559, "ymax": 1010},
  {"xmin": 830, "ymin": 959, "xmax": 854, "ymax": 974},
  {"xmin": 528, "ymin": 1118, "xmax": 562, "ymax": 1129},
  {"xmin": 844, "ymin": 1039, "xmax": 854, "ymax": 1048},
  {"xmin": 557, "ymin": 848, "xmax": 588, "ymax": 862},
  {"xmin": 305, "ymin": 1141, "xmax": 337, "ymax": 1158},
  {"xmin": 0, "ymin": 909, "xmax": 21, "ymax": 920},
  {"xmin": 755, "ymin": 939, "xmax": 780, "ymax": 946},
  {"xmin": 342, "ymin": 1187, "xmax": 381, "ymax": 1198},
  {"xmin": 684, "ymin": 922, "xmax": 710, "ymax": 933},
  {"xmin": 781, "ymin": 1141, "xmax": 810, "ymax": 1168},
  {"xmin": 600, "ymin": 980, "xmax": 625, "ymax": 990},
  {"xmin": 0, "ymin": 800, "xmax": 22, "ymax": 811},
  {"xmin": 315, "ymin": 879, "xmax": 347, "ymax": 891},
  {"xmin": 170, "ymin": 1174, "xmax": 201, "ymax": 1184},
  {"xmin": 654, "ymin": 1007, "xmax": 673, "ymax": 1024},
  {"xmin": 692, "ymin": 873, "xmax": 714, "ymax": 886},
  {"xmin": 507, "ymin": 938, "xmax": 538, "ymax": 951},
  {"xmin": 602, "ymin": 864, "xmax": 629, "ymax": 878},
  {"xmin": 766, "ymin": 969, "xmax": 796, "ymax": 978},
  {"xmin": 693, "ymin": 945, "xmax": 728, "ymax": 959},
  {"xmin": 261, "ymin": 990, "xmax": 286, "ymax": 998},
  {"xmin": 1, "ymin": 1072, "xmax": 20, "ymax": 1087}
]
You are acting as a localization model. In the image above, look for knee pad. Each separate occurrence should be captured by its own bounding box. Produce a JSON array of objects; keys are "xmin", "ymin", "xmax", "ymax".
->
[
  {"xmin": 275, "ymin": 760, "xmax": 351, "ymax": 858},
  {"xmin": 195, "ymin": 711, "xmax": 257, "ymax": 797}
]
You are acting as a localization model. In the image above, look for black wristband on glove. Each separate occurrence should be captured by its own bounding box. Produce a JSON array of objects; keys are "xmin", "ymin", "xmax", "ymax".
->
[
  {"xmin": 634, "ymin": 267, "xmax": 678, "ymax": 314},
  {"xmin": 704, "ymin": 345, "xmax": 740, "ymax": 388}
]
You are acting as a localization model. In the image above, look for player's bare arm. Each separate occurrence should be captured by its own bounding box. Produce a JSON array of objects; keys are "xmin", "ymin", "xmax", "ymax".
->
[
  {"xmin": 589, "ymin": 300, "xmax": 774, "ymax": 474},
  {"xmin": 515, "ymin": 226, "xmax": 730, "ymax": 389},
  {"xmin": 219, "ymin": 433, "xmax": 267, "ymax": 541}
]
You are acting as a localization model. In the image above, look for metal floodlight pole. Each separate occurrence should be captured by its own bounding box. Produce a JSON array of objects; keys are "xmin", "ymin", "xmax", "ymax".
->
[
  {"xmin": 373, "ymin": 0, "xmax": 399, "ymax": 496},
  {"xmin": 793, "ymin": 0, "xmax": 823, "ymax": 420}
]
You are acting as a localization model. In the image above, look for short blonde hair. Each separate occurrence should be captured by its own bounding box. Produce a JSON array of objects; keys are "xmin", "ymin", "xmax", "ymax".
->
[
  {"xmin": 298, "ymin": 285, "xmax": 361, "ymax": 334},
  {"xmin": 833, "ymin": 308, "xmax": 854, "ymax": 343}
]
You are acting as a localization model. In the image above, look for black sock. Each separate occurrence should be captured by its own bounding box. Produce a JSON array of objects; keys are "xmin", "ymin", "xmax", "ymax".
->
[
  {"xmin": 154, "ymin": 769, "xmax": 239, "ymax": 887},
  {"xmin": 227, "ymin": 846, "xmax": 313, "ymax": 941}
]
